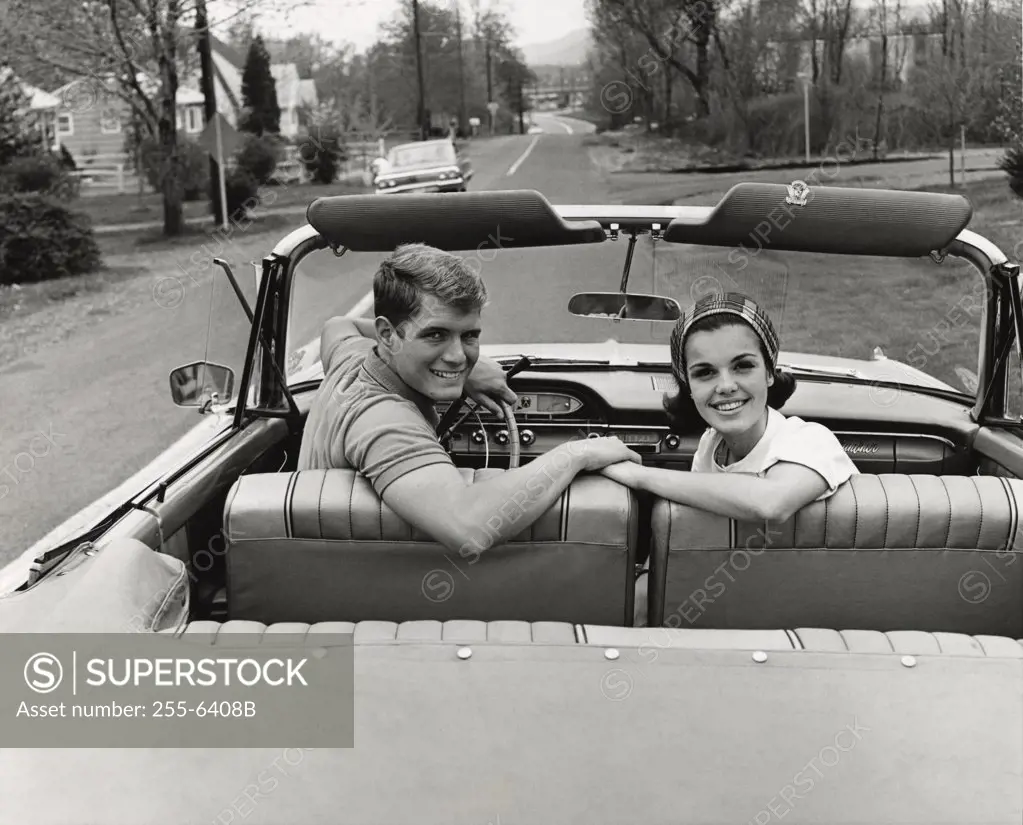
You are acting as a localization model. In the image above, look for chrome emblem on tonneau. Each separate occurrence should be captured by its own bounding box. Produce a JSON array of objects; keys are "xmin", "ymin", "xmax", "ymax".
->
[{"xmin": 785, "ymin": 180, "xmax": 810, "ymax": 207}]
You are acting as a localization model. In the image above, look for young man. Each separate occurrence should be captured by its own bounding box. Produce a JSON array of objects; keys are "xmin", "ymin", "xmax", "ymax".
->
[{"xmin": 297, "ymin": 242, "xmax": 640, "ymax": 553}]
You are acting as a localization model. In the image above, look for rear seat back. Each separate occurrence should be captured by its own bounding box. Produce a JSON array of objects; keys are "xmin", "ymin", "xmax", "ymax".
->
[
  {"xmin": 224, "ymin": 468, "xmax": 638, "ymax": 626},
  {"xmin": 649, "ymin": 474, "xmax": 1023, "ymax": 636}
]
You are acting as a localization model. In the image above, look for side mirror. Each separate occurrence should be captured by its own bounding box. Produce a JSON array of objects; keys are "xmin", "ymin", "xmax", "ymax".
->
[
  {"xmin": 169, "ymin": 361, "xmax": 235, "ymax": 410},
  {"xmin": 568, "ymin": 292, "xmax": 682, "ymax": 322}
]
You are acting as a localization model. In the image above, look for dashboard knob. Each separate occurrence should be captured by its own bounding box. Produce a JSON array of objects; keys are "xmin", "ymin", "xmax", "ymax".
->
[
  {"xmin": 495, "ymin": 430, "xmax": 510, "ymax": 445},
  {"xmin": 664, "ymin": 434, "xmax": 681, "ymax": 450},
  {"xmin": 471, "ymin": 429, "xmax": 486, "ymax": 444},
  {"xmin": 520, "ymin": 429, "xmax": 535, "ymax": 446}
]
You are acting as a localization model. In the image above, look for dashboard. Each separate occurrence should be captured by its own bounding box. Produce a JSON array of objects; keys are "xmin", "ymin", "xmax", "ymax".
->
[{"xmin": 438, "ymin": 374, "xmax": 979, "ymax": 476}]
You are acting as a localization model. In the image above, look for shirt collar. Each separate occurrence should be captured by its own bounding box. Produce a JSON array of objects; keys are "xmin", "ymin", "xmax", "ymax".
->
[
  {"xmin": 361, "ymin": 346, "xmax": 440, "ymax": 424},
  {"xmin": 713, "ymin": 407, "xmax": 784, "ymax": 468}
]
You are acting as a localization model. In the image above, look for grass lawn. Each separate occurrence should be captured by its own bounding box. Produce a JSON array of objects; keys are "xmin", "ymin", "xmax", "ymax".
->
[
  {"xmin": 77, "ymin": 178, "xmax": 372, "ymax": 227},
  {"xmin": 0, "ymin": 213, "xmax": 299, "ymax": 368}
]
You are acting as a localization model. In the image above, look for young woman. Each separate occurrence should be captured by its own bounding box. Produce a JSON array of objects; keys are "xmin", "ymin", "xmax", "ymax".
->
[{"xmin": 599, "ymin": 292, "xmax": 859, "ymax": 624}]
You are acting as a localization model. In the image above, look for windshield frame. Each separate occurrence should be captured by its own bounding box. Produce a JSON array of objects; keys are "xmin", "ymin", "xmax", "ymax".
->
[{"xmin": 248, "ymin": 219, "xmax": 1017, "ymax": 422}]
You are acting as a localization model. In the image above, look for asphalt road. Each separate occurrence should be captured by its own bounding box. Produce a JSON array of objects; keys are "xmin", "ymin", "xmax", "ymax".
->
[
  {"xmin": 0, "ymin": 114, "xmax": 1005, "ymax": 566},
  {"xmin": 0, "ymin": 113, "xmax": 639, "ymax": 566}
]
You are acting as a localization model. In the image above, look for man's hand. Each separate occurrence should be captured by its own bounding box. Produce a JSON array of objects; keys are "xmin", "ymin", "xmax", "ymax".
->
[
  {"xmin": 571, "ymin": 437, "xmax": 643, "ymax": 472},
  {"xmin": 466, "ymin": 356, "xmax": 518, "ymax": 415}
]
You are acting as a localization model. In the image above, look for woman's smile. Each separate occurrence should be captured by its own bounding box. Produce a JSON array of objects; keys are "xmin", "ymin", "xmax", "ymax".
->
[{"xmin": 710, "ymin": 398, "xmax": 749, "ymax": 414}]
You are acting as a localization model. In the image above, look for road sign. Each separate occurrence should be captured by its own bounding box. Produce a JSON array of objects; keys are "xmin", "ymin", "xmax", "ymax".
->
[
  {"xmin": 486, "ymin": 101, "xmax": 499, "ymax": 115},
  {"xmin": 196, "ymin": 113, "xmax": 244, "ymax": 231},
  {"xmin": 196, "ymin": 113, "xmax": 244, "ymax": 161}
]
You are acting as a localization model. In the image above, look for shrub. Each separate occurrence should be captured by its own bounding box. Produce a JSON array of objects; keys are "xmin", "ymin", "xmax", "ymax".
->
[
  {"xmin": 225, "ymin": 167, "xmax": 259, "ymax": 221},
  {"xmin": 235, "ymin": 135, "xmax": 278, "ymax": 185},
  {"xmin": 998, "ymin": 144, "xmax": 1023, "ymax": 199},
  {"xmin": 131, "ymin": 133, "xmax": 210, "ymax": 201},
  {"xmin": 0, "ymin": 193, "xmax": 101, "ymax": 285},
  {"xmin": 58, "ymin": 144, "xmax": 77, "ymax": 170},
  {"xmin": 0, "ymin": 153, "xmax": 80, "ymax": 199},
  {"xmin": 297, "ymin": 127, "xmax": 346, "ymax": 184}
]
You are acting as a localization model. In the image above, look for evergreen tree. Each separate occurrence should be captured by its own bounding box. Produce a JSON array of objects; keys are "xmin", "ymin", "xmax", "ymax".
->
[
  {"xmin": 0, "ymin": 70, "xmax": 40, "ymax": 167},
  {"xmin": 239, "ymin": 36, "xmax": 281, "ymax": 136}
]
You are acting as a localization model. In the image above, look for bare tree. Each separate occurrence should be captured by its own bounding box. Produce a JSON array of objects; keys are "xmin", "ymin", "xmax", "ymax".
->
[
  {"xmin": 594, "ymin": 0, "xmax": 718, "ymax": 117},
  {"xmin": 7, "ymin": 0, "xmax": 304, "ymax": 236},
  {"xmin": 869, "ymin": 0, "xmax": 902, "ymax": 158}
]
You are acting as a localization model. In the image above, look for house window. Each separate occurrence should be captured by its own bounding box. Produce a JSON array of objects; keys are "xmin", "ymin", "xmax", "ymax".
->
[
  {"xmin": 186, "ymin": 107, "xmax": 201, "ymax": 133},
  {"xmin": 100, "ymin": 108, "xmax": 121, "ymax": 134},
  {"xmin": 56, "ymin": 113, "xmax": 74, "ymax": 136},
  {"xmin": 176, "ymin": 109, "xmax": 184, "ymax": 130}
]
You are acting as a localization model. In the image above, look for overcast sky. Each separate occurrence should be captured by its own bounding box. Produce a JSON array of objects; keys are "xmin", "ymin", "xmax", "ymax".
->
[{"xmin": 251, "ymin": 0, "xmax": 588, "ymax": 52}]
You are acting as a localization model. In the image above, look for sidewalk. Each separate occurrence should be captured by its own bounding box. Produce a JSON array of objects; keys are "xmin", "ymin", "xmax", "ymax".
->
[{"xmin": 92, "ymin": 202, "xmax": 312, "ymax": 234}]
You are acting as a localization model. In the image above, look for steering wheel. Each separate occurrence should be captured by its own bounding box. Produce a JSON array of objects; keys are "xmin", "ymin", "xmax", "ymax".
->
[
  {"xmin": 497, "ymin": 399, "xmax": 520, "ymax": 469},
  {"xmin": 436, "ymin": 357, "xmax": 530, "ymax": 469}
]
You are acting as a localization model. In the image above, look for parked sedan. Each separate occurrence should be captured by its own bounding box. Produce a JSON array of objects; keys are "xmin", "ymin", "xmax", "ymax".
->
[{"xmin": 373, "ymin": 138, "xmax": 473, "ymax": 194}]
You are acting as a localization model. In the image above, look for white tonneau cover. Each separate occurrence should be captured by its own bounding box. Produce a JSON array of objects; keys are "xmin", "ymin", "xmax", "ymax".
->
[{"xmin": 2, "ymin": 620, "xmax": 1021, "ymax": 824}]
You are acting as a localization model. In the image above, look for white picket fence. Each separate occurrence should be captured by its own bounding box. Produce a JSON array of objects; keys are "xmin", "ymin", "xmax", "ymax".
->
[
  {"xmin": 72, "ymin": 136, "xmax": 392, "ymax": 195},
  {"xmin": 69, "ymin": 152, "xmax": 136, "ymax": 195}
]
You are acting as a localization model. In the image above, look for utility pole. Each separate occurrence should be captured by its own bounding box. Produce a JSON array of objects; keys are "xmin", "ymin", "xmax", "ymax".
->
[
  {"xmin": 517, "ymin": 75, "xmax": 524, "ymax": 134},
  {"xmin": 455, "ymin": 0, "xmax": 466, "ymax": 137},
  {"xmin": 412, "ymin": 0, "xmax": 427, "ymax": 140},
  {"xmin": 485, "ymin": 33, "xmax": 493, "ymax": 135},
  {"xmin": 195, "ymin": 0, "xmax": 224, "ymax": 225}
]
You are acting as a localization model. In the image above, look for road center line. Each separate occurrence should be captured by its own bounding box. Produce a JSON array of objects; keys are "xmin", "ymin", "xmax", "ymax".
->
[
  {"xmin": 554, "ymin": 119, "xmax": 573, "ymax": 134},
  {"xmin": 506, "ymin": 135, "xmax": 541, "ymax": 176}
]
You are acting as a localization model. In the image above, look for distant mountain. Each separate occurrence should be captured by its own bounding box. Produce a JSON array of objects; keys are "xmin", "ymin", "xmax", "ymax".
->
[{"xmin": 519, "ymin": 28, "xmax": 592, "ymax": 67}]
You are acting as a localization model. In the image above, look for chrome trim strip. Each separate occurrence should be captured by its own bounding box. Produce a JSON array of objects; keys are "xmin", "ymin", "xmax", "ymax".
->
[
  {"xmin": 831, "ymin": 431, "xmax": 957, "ymax": 449},
  {"xmin": 377, "ymin": 178, "xmax": 464, "ymax": 195},
  {"xmin": 948, "ymin": 229, "xmax": 1009, "ymax": 268},
  {"xmin": 946, "ymin": 230, "xmax": 1010, "ymax": 421},
  {"xmin": 451, "ymin": 420, "xmax": 958, "ymax": 447},
  {"xmin": 272, "ymin": 223, "xmax": 320, "ymax": 257},
  {"xmin": 375, "ymin": 164, "xmax": 461, "ymax": 183},
  {"xmin": 554, "ymin": 204, "xmax": 711, "ymax": 223}
]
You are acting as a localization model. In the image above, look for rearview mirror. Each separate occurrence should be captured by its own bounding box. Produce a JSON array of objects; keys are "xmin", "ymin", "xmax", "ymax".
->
[
  {"xmin": 568, "ymin": 292, "xmax": 682, "ymax": 322},
  {"xmin": 169, "ymin": 361, "xmax": 235, "ymax": 409}
]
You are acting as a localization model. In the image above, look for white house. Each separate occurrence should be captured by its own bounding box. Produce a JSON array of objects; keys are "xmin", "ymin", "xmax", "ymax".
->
[
  {"xmin": 0, "ymin": 67, "xmax": 61, "ymax": 152},
  {"xmin": 44, "ymin": 35, "xmax": 319, "ymax": 162},
  {"xmin": 208, "ymin": 35, "xmax": 318, "ymax": 137}
]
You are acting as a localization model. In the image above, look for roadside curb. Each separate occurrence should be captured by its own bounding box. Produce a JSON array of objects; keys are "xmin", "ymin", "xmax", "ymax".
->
[{"xmin": 92, "ymin": 203, "xmax": 313, "ymax": 235}]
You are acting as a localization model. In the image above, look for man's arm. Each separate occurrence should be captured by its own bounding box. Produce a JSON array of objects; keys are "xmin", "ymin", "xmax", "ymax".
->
[
  {"xmin": 381, "ymin": 437, "xmax": 640, "ymax": 554},
  {"xmin": 323, "ymin": 315, "xmax": 377, "ymax": 344}
]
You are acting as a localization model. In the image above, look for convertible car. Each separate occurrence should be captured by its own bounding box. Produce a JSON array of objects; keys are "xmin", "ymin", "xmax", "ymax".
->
[
  {"xmin": 373, "ymin": 137, "xmax": 473, "ymax": 194},
  {"xmin": 1, "ymin": 186, "xmax": 1021, "ymax": 823}
]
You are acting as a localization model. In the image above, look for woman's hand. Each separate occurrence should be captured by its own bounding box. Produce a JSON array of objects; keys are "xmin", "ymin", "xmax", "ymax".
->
[{"xmin": 600, "ymin": 459, "xmax": 645, "ymax": 488}]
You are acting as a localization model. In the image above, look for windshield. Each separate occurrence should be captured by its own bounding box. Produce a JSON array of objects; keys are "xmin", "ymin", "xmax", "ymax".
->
[
  {"xmin": 286, "ymin": 238, "xmax": 985, "ymax": 395},
  {"xmin": 387, "ymin": 142, "xmax": 457, "ymax": 168}
]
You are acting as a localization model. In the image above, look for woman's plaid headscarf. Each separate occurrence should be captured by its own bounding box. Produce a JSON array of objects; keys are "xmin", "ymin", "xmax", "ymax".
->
[{"xmin": 670, "ymin": 292, "xmax": 781, "ymax": 385}]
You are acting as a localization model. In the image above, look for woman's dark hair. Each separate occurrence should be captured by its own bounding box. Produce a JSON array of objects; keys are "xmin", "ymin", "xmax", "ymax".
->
[{"xmin": 663, "ymin": 314, "xmax": 797, "ymax": 433}]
